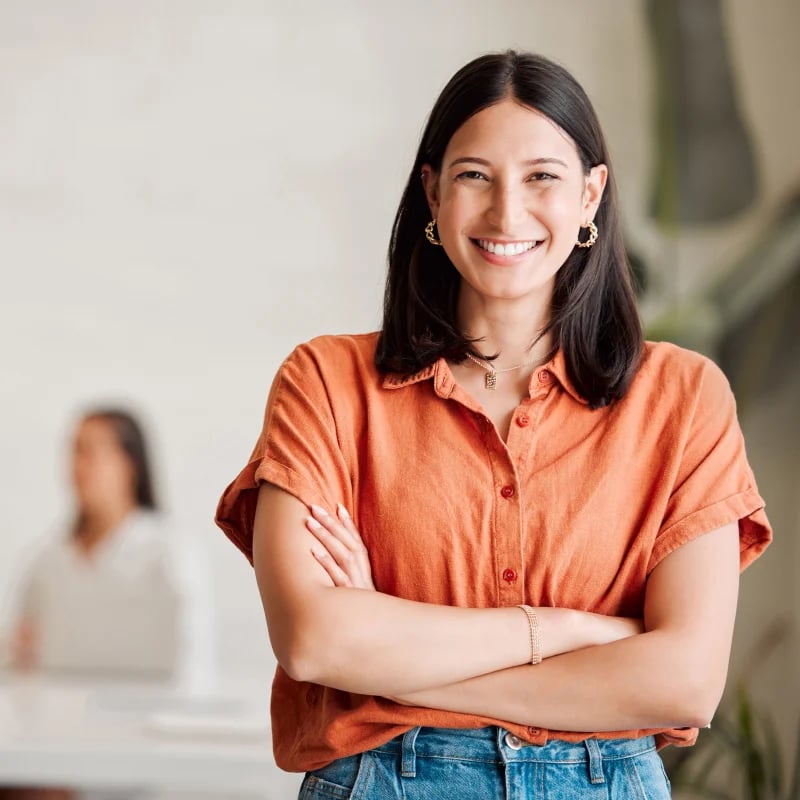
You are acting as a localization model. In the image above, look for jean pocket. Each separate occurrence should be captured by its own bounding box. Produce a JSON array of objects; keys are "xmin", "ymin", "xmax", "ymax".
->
[
  {"xmin": 299, "ymin": 774, "xmax": 353, "ymax": 800},
  {"xmin": 299, "ymin": 754, "xmax": 365, "ymax": 800}
]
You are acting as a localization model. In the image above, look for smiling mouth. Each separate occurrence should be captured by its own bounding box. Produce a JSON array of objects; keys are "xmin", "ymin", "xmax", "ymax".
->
[{"xmin": 472, "ymin": 238, "xmax": 543, "ymax": 256}]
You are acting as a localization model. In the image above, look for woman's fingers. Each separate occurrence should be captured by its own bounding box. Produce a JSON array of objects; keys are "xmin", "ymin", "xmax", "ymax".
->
[
  {"xmin": 305, "ymin": 516, "xmax": 359, "ymax": 574},
  {"xmin": 310, "ymin": 545, "xmax": 352, "ymax": 587},
  {"xmin": 306, "ymin": 504, "xmax": 375, "ymax": 590},
  {"xmin": 311, "ymin": 504, "xmax": 362, "ymax": 550},
  {"xmin": 336, "ymin": 503, "xmax": 366, "ymax": 545}
]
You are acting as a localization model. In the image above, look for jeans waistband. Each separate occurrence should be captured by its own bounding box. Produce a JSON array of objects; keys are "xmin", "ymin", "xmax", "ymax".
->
[{"xmin": 372, "ymin": 727, "xmax": 656, "ymax": 784}]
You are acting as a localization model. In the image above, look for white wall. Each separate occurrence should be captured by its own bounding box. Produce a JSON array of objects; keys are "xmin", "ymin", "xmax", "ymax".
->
[{"xmin": 1, "ymin": 0, "xmax": 797, "ymax": 694}]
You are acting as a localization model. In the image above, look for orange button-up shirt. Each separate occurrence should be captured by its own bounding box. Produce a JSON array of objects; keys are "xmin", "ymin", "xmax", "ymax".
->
[{"xmin": 215, "ymin": 332, "xmax": 771, "ymax": 772}]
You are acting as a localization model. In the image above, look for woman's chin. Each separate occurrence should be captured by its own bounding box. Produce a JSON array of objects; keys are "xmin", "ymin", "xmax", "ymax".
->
[{"xmin": 458, "ymin": 275, "xmax": 556, "ymax": 304}]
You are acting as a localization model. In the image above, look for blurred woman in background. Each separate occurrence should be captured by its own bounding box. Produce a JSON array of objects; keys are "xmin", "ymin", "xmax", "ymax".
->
[{"xmin": 11, "ymin": 407, "xmax": 208, "ymax": 679}]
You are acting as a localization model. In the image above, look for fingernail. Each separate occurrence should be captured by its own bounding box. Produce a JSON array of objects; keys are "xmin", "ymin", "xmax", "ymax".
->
[
  {"xmin": 310, "ymin": 504, "xmax": 329, "ymax": 517},
  {"xmin": 306, "ymin": 516, "xmax": 322, "ymax": 529},
  {"xmin": 310, "ymin": 546, "xmax": 323, "ymax": 558},
  {"xmin": 337, "ymin": 503, "xmax": 351, "ymax": 520}
]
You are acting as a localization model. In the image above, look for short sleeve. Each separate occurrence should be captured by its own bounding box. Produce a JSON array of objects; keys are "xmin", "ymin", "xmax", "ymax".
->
[
  {"xmin": 648, "ymin": 359, "xmax": 771, "ymax": 573},
  {"xmin": 215, "ymin": 343, "xmax": 352, "ymax": 564}
]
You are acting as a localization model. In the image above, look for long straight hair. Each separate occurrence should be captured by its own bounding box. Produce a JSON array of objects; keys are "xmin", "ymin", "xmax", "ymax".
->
[{"xmin": 376, "ymin": 51, "xmax": 643, "ymax": 408}]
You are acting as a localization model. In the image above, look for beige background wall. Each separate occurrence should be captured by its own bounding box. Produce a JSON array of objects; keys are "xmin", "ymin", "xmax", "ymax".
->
[{"xmin": 1, "ymin": 0, "xmax": 797, "ymax": 784}]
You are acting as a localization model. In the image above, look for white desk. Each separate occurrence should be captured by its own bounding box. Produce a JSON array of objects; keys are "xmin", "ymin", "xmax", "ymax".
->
[{"xmin": 0, "ymin": 671, "xmax": 302, "ymax": 798}]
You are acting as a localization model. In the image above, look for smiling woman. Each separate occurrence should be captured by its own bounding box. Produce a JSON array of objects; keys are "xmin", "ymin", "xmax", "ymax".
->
[{"xmin": 215, "ymin": 51, "xmax": 771, "ymax": 799}]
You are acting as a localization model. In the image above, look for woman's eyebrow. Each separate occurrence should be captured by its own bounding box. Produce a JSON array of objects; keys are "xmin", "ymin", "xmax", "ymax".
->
[{"xmin": 447, "ymin": 156, "xmax": 569, "ymax": 169}]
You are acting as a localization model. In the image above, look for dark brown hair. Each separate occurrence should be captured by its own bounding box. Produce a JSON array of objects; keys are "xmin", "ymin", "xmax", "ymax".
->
[{"xmin": 376, "ymin": 50, "xmax": 643, "ymax": 408}]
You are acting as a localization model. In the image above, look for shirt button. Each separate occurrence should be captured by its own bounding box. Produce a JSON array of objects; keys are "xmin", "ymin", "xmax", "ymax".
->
[
  {"xmin": 516, "ymin": 413, "xmax": 530, "ymax": 427},
  {"xmin": 504, "ymin": 732, "xmax": 523, "ymax": 750},
  {"xmin": 527, "ymin": 727, "xmax": 541, "ymax": 736},
  {"xmin": 502, "ymin": 568, "xmax": 517, "ymax": 583},
  {"xmin": 538, "ymin": 369, "xmax": 552, "ymax": 383},
  {"xmin": 500, "ymin": 485, "xmax": 515, "ymax": 498}
]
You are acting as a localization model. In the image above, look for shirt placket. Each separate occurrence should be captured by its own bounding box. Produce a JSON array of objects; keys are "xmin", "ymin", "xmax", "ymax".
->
[
  {"xmin": 484, "ymin": 408, "xmax": 533, "ymax": 606},
  {"xmin": 489, "ymin": 372, "xmax": 553, "ymax": 606}
]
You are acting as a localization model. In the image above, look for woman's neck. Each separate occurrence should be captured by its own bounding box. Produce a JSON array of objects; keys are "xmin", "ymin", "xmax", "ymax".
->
[
  {"xmin": 77, "ymin": 501, "xmax": 136, "ymax": 553},
  {"xmin": 457, "ymin": 287, "xmax": 553, "ymax": 367}
]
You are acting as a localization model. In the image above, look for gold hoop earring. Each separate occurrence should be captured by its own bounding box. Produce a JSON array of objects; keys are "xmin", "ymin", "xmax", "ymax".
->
[
  {"xmin": 575, "ymin": 220, "xmax": 598, "ymax": 249},
  {"xmin": 425, "ymin": 219, "xmax": 442, "ymax": 246}
]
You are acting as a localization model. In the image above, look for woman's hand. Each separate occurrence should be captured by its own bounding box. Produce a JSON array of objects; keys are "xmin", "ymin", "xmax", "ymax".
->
[
  {"xmin": 11, "ymin": 619, "xmax": 39, "ymax": 671},
  {"xmin": 305, "ymin": 504, "xmax": 375, "ymax": 591}
]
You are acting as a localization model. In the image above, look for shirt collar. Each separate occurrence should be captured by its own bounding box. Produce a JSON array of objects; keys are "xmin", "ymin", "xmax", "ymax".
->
[
  {"xmin": 382, "ymin": 364, "xmax": 436, "ymax": 390},
  {"xmin": 383, "ymin": 348, "xmax": 588, "ymax": 405},
  {"xmin": 536, "ymin": 348, "xmax": 588, "ymax": 405},
  {"xmin": 381, "ymin": 360, "xmax": 457, "ymax": 399}
]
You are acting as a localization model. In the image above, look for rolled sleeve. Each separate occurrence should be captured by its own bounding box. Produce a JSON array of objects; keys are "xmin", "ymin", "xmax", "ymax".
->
[
  {"xmin": 648, "ymin": 359, "xmax": 771, "ymax": 574},
  {"xmin": 215, "ymin": 343, "xmax": 352, "ymax": 564}
]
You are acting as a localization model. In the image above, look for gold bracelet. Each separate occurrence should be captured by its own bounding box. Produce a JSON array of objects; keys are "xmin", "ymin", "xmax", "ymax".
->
[{"xmin": 517, "ymin": 604, "xmax": 542, "ymax": 665}]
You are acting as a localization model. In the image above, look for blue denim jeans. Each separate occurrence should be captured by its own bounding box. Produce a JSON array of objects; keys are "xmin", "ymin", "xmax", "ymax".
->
[{"xmin": 298, "ymin": 727, "xmax": 671, "ymax": 799}]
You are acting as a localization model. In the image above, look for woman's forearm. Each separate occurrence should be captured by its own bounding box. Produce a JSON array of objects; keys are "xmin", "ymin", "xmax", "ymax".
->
[
  {"xmin": 284, "ymin": 589, "xmax": 640, "ymax": 695},
  {"xmin": 392, "ymin": 628, "xmax": 719, "ymax": 731}
]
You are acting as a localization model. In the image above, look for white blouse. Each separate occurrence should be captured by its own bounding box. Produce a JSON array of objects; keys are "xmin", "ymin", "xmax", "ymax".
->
[{"xmin": 11, "ymin": 510, "xmax": 213, "ymax": 683}]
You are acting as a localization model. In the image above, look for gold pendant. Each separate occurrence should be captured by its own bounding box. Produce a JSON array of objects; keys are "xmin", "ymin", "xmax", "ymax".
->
[{"xmin": 485, "ymin": 371, "xmax": 497, "ymax": 390}]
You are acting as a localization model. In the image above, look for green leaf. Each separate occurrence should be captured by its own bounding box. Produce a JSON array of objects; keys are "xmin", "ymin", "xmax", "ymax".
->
[
  {"xmin": 737, "ymin": 690, "xmax": 767, "ymax": 799},
  {"xmin": 759, "ymin": 708, "xmax": 784, "ymax": 797}
]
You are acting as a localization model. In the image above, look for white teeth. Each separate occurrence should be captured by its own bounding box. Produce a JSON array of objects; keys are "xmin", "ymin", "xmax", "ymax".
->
[{"xmin": 477, "ymin": 239, "xmax": 537, "ymax": 256}]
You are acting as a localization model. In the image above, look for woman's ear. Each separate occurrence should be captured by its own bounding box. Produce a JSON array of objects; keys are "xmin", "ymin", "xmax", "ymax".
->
[
  {"xmin": 582, "ymin": 163, "xmax": 608, "ymax": 221},
  {"xmin": 420, "ymin": 165, "xmax": 440, "ymax": 218}
]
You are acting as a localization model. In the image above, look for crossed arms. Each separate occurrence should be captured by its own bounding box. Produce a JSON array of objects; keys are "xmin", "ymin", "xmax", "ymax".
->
[{"xmin": 253, "ymin": 482, "xmax": 740, "ymax": 731}]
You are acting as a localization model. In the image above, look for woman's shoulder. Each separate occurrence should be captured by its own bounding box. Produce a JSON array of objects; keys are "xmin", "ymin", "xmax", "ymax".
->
[
  {"xmin": 289, "ymin": 331, "xmax": 380, "ymax": 361},
  {"xmin": 633, "ymin": 340, "xmax": 733, "ymax": 411},
  {"xmin": 280, "ymin": 331, "xmax": 381, "ymax": 384},
  {"xmin": 23, "ymin": 524, "xmax": 75, "ymax": 568},
  {"xmin": 105, "ymin": 510, "xmax": 173, "ymax": 560},
  {"xmin": 639, "ymin": 340, "xmax": 727, "ymax": 386}
]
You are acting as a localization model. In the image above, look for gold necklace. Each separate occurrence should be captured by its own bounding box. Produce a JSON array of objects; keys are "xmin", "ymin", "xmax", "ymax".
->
[{"xmin": 464, "ymin": 351, "xmax": 542, "ymax": 391}]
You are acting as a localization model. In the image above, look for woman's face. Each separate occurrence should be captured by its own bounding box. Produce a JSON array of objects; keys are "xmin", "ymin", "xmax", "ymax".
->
[
  {"xmin": 422, "ymin": 98, "xmax": 607, "ymax": 305},
  {"xmin": 71, "ymin": 417, "xmax": 136, "ymax": 514}
]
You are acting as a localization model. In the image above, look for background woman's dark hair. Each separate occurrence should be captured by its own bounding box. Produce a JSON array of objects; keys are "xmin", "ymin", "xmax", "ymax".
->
[
  {"xmin": 376, "ymin": 50, "xmax": 643, "ymax": 408},
  {"xmin": 82, "ymin": 407, "xmax": 158, "ymax": 510}
]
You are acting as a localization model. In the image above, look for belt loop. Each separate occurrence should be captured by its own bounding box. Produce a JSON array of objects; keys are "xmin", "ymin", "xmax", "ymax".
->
[
  {"xmin": 401, "ymin": 727, "xmax": 421, "ymax": 778},
  {"xmin": 584, "ymin": 739, "xmax": 605, "ymax": 784}
]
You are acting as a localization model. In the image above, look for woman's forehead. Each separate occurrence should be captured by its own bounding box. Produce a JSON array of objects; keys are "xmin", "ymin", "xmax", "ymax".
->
[
  {"xmin": 76, "ymin": 417, "xmax": 116, "ymax": 444},
  {"xmin": 443, "ymin": 98, "xmax": 579, "ymax": 166}
]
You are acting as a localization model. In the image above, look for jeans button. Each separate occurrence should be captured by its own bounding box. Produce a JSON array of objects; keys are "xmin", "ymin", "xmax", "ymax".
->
[{"xmin": 504, "ymin": 732, "xmax": 522, "ymax": 750}]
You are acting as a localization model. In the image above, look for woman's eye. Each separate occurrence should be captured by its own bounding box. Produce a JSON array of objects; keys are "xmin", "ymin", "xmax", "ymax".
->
[
  {"xmin": 455, "ymin": 170, "xmax": 488, "ymax": 181},
  {"xmin": 528, "ymin": 172, "xmax": 557, "ymax": 182}
]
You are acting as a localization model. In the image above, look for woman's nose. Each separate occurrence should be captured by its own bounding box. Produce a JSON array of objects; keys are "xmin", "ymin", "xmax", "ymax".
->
[{"xmin": 487, "ymin": 183, "xmax": 528, "ymax": 232}]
